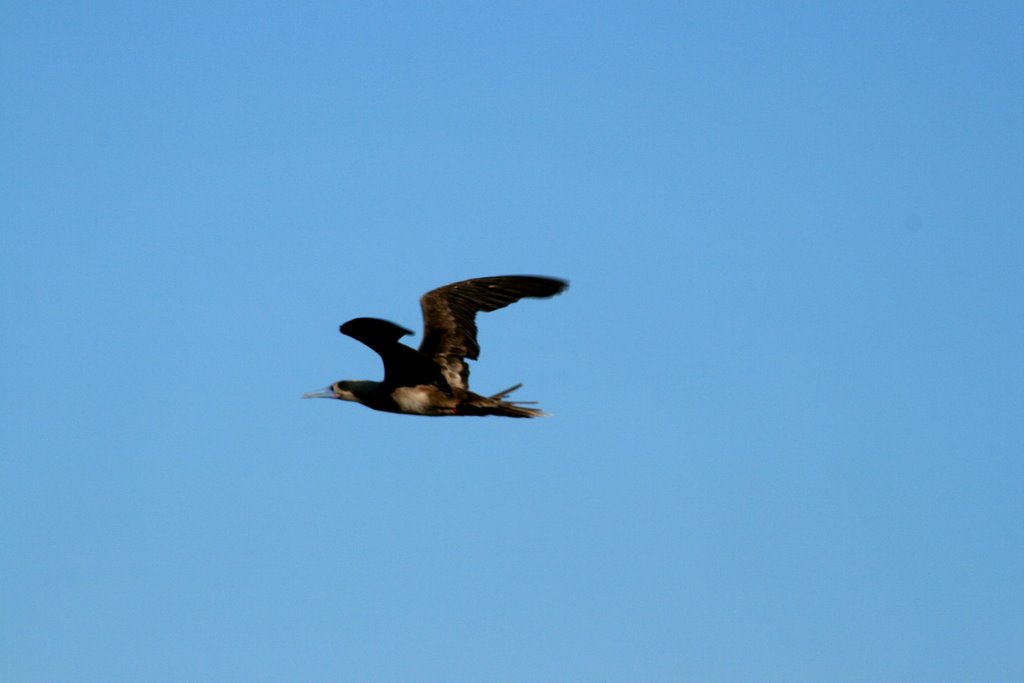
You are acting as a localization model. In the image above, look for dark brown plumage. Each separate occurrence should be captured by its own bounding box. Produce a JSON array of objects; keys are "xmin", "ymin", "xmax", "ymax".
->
[{"xmin": 303, "ymin": 275, "xmax": 568, "ymax": 417}]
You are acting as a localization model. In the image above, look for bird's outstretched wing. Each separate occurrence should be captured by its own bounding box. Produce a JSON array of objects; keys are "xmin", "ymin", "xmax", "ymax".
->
[
  {"xmin": 340, "ymin": 317, "xmax": 450, "ymax": 392},
  {"xmin": 418, "ymin": 275, "xmax": 568, "ymax": 391}
]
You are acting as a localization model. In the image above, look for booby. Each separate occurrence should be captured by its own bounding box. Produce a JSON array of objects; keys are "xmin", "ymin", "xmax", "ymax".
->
[{"xmin": 303, "ymin": 275, "xmax": 568, "ymax": 417}]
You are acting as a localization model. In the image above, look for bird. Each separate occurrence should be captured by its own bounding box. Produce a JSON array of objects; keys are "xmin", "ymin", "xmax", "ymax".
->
[{"xmin": 303, "ymin": 275, "xmax": 568, "ymax": 417}]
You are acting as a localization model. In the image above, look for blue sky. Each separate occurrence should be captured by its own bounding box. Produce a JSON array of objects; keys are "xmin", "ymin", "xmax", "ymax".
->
[{"xmin": 2, "ymin": 2, "xmax": 1022, "ymax": 680}]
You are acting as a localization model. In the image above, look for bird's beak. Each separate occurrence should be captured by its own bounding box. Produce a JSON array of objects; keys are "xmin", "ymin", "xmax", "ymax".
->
[{"xmin": 302, "ymin": 386, "xmax": 337, "ymax": 399}]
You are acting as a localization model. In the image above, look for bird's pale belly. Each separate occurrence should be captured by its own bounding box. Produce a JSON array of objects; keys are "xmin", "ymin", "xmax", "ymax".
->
[{"xmin": 390, "ymin": 385, "xmax": 456, "ymax": 415}]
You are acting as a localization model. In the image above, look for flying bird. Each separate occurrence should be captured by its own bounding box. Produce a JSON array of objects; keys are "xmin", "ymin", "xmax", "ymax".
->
[{"xmin": 303, "ymin": 275, "xmax": 568, "ymax": 417}]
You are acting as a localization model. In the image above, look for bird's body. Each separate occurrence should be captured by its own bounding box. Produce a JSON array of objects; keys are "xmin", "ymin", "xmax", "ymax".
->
[{"xmin": 304, "ymin": 275, "xmax": 567, "ymax": 417}]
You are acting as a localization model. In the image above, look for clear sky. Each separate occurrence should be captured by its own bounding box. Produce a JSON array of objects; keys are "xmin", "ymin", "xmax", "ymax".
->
[{"xmin": 2, "ymin": 2, "xmax": 1022, "ymax": 681}]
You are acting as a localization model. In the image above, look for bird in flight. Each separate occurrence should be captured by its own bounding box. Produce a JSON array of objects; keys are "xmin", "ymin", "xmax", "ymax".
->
[{"xmin": 303, "ymin": 275, "xmax": 568, "ymax": 417}]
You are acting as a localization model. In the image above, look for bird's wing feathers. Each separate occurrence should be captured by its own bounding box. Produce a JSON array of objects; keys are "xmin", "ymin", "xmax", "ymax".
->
[
  {"xmin": 340, "ymin": 317, "xmax": 413, "ymax": 346},
  {"xmin": 417, "ymin": 275, "xmax": 568, "ymax": 390},
  {"xmin": 340, "ymin": 317, "xmax": 450, "ymax": 392}
]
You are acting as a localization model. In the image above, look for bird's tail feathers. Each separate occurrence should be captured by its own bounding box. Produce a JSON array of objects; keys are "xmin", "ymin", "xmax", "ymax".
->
[
  {"xmin": 488, "ymin": 383, "xmax": 523, "ymax": 400},
  {"xmin": 486, "ymin": 402, "xmax": 549, "ymax": 418},
  {"xmin": 460, "ymin": 384, "xmax": 549, "ymax": 418}
]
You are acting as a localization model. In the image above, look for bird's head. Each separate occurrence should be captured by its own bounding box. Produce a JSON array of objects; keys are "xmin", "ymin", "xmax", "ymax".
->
[{"xmin": 302, "ymin": 380, "xmax": 377, "ymax": 403}]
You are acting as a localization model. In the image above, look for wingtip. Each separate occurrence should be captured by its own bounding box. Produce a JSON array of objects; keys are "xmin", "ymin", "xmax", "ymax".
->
[{"xmin": 340, "ymin": 318, "xmax": 415, "ymax": 340}]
